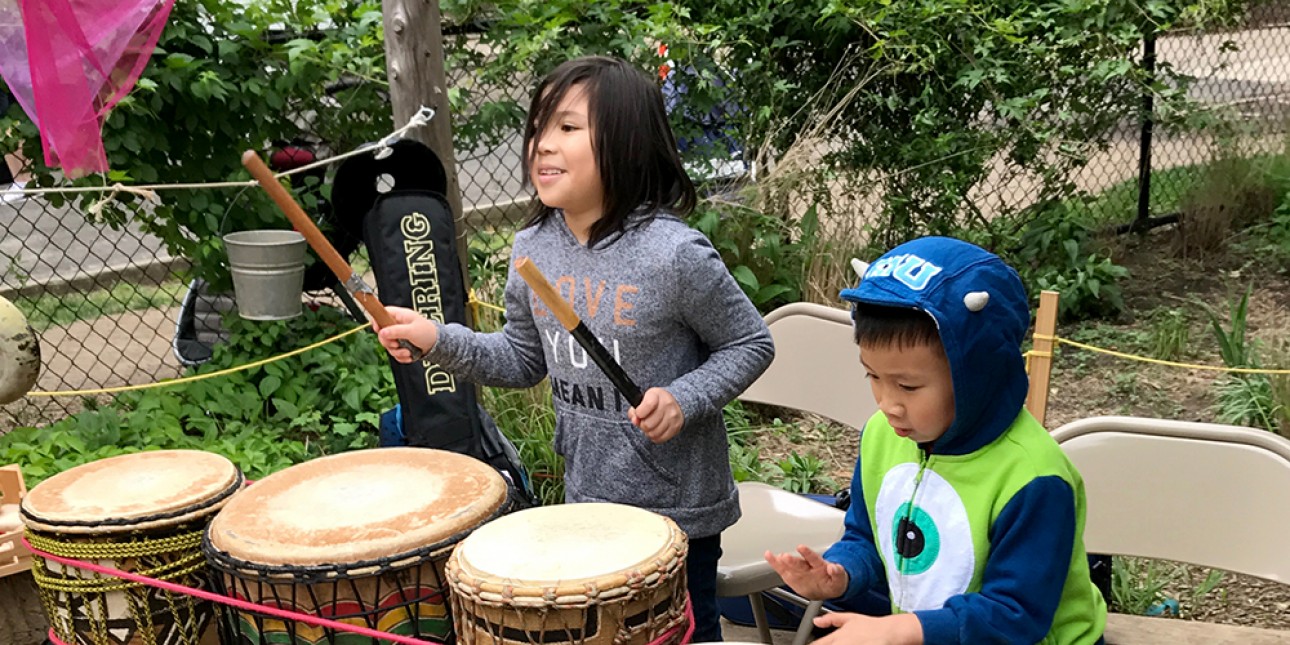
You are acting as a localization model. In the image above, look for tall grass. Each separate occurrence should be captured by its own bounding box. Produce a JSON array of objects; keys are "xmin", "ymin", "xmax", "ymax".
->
[
  {"xmin": 1111, "ymin": 557, "xmax": 1225, "ymax": 617},
  {"xmin": 1203, "ymin": 288, "xmax": 1284, "ymax": 433},
  {"xmin": 1148, "ymin": 308, "xmax": 1191, "ymax": 362},
  {"xmin": 481, "ymin": 383, "xmax": 564, "ymax": 506}
]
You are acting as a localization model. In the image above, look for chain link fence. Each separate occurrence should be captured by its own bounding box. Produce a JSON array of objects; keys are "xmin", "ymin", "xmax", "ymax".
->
[
  {"xmin": 3, "ymin": 6, "xmax": 1289, "ymax": 429},
  {"xmin": 0, "ymin": 25, "xmax": 537, "ymax": 428},
  {"xmin": 1144, "ymin": 3, "xmax": 1290, "ymax": 228}
]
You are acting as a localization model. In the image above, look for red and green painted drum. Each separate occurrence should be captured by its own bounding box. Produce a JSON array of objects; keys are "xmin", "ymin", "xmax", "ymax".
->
[{"xmin": 203, "ymin": 447, "xmax": 511, "ymax": 645}]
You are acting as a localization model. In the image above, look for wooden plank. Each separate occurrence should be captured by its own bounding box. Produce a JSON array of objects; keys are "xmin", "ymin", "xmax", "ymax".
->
[
  {"xmin": 1026, "ymin": 290, "xmax": 1060, "ymax": 426},
  {"xmin": 381, "ymin": 0, "xmax": 473, "ymax": 327},
  {"xmin": 0, "ymin": 464, "xmax": 25, "ymax": 503},
  {"xmin": 1106, "ymin": 613, "xmax": 1290, "ymax": 645},
  {"xmin": 0, "ymin": 466, "xmax": 31, "ymax": 579},
  {"xmin": 0, "ymin": 528, "xmax": 32, "ymax": 577}
]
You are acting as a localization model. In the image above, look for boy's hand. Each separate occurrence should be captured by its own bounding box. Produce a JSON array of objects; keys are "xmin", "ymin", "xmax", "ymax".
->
[
  {"xmin": 630, "ymin": 388, "xmax": 684, "ymax": 443},
  {"xmin": 763, "ymin": 545, "xmax": 849, "ymax": 600},
  {"xmin": 813, "ymin": 612, "xmax": 923, "ymax": 645},
  {"xmin": 374, "ymin": 306, "xmax": 438, "ymax": 363}
]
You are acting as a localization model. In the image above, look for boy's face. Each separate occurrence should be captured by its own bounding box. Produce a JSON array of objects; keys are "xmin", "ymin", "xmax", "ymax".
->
[{"xmin": 860, "ymin": 341, "xmax": 955, "ymax": 445}]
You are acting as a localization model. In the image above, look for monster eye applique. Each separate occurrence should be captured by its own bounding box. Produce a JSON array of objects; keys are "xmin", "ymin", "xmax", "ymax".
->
[{"xmin": 874, "ymin": 463, "xmax": 976, "ymax": 612}]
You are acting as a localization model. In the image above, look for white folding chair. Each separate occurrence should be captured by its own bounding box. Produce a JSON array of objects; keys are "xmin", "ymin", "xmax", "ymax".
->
[
  {"xmin": 720, "ymin": 302, "xmax": 878, "ymax": 644},
  {"xmin": 1052, "ymin": 416, "xmax": 1290, "ymax": 644}
]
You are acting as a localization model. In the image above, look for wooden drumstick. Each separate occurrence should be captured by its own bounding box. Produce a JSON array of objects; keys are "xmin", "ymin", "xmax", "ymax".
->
[
  {"xmin": 514, "ymin": 258, "xmax": 644, "ymax": 408},
  {"xmin": 240, "ymin": 150, "xmax": 426, "ymax": 360}
]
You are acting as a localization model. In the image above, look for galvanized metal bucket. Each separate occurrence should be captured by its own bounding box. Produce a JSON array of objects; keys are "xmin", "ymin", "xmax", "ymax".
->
[{"xmin": 222, "ymin": 230, "xmax": 307, "ymax": 320}]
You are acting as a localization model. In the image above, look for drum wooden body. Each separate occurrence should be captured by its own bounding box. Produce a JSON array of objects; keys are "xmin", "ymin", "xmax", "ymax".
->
[
  {"xmin": 447, "ymin": 503, "xmax": 689, "ymax": 645},
  {"xmin": 204, "ymin": 447, "xmax": 511, "ymax": 645},
  {"xmin": 20, "ymin": 450, "xmax": 241, "ymax": 645}
]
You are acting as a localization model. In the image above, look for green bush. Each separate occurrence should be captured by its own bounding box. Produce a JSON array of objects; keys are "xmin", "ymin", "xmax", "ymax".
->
[
  {"xmin": 1007, "ymin": 200, "xmax": 1130, "ymax": 321},
  {"xmin": 0, "ymin": 307, "xmax": 394, "ymax": 485},
  {"xmin": 444, "ymin": 0, "xmax": 1243, "ymax": 246},
  {"xmin": 690, "ymin": 204, "xmax": 819, "ymax": 312}
]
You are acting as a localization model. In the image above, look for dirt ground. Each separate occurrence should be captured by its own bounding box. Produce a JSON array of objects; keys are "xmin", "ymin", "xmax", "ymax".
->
[
  {"xmin": 1047, "ymin": 231, "xmax": 1290, "ymax": 630},
  {"xmin": 0, "ymin": 573, "xmax": 47, "ymax": 645}
]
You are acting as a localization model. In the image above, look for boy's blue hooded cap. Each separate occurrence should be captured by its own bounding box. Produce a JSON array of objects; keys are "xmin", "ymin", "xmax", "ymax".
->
[{"xmin": 840, "ymin": 237, "xmax": 1031, "ymax": 455}]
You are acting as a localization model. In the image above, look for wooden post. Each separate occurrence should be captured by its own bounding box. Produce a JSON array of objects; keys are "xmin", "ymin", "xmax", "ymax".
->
[
  {"xmin": 381, "ymin": 0, "xmax": 475, "ymax": 326},
  {"xmin": 1026, "ymin": 290, "xmax": 1060, "ymax": 426}
]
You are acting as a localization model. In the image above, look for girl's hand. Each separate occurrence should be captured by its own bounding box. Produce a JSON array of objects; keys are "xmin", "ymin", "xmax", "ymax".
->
[
  {"xmin": 374, "ymin": 306, "xmax": 439, "ymax": 363},
  {"xmin": 812, "ymin": 613, "xmax": 923, "ymax": 645},
  {"xmin": 763, "ymin": 545, "xmax": 849, "ymax": 600},
  {"xmin": 629, "ymin": 388, "xmax": 684, "ymax": 444}
]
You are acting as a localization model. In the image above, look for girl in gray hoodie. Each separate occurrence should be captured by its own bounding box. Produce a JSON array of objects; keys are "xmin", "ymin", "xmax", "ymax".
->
[{"xmin": 377, "ymin": 55, "xmax": 774, "ymax": 642}]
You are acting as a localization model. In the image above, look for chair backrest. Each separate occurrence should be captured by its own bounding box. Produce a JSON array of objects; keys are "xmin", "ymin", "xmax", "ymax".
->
[
  {"xmin": 1051, "ymin": 416, "xmax": 1290, "ymax": 585},
  {"xmin": 738, "ymin": 302, "xmax": 877, "ymax": 430}
]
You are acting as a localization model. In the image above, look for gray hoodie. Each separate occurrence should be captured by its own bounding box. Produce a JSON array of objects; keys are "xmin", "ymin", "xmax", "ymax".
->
[{"xmin": 430, "ymin": 211, "xmax": 774, "ymax": 538}]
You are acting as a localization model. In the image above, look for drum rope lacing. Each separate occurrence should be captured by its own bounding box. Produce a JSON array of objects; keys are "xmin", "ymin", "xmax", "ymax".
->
[
  {"xmin": 25, "ymin": 534, "xmax": 444, "ymax": 645},
  {"xmin": 27, "ymin": 534, "xmax": 699, "ymax": 645},
  {"xmin": 27, "ymin": 530, "xmax": 213, "ymax": 645},
  {"xmin": 27, "ymin": 529, "xmax": 206, "ymax": 593},
  {"xmin": 451, "ymin": 542, "xmax": 687, "ymax": 608}
]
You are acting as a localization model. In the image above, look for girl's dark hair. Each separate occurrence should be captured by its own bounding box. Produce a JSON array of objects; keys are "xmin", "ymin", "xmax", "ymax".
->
[
  {"xmin": 852, "ymin": 302, "xmax": 943, "ymax": 349},
  {"xmin": 522, "ymin": 56, "xmax": 696, "ymax": 248}
]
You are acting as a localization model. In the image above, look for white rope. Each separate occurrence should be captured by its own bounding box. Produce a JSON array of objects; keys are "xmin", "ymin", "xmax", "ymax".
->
[{"xmin": 15, "ymin": 106, "xmax": 437, "ymax": 204}]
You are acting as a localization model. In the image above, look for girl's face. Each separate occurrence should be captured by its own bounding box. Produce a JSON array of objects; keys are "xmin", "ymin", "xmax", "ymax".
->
[{"xmin": 529, "ymin": 85, "xmax": 604, "ymax": 225}]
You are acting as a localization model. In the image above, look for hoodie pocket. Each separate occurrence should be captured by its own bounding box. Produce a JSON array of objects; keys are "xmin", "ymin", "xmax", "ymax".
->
[{"xmin": 564, "ymin": 420, "xmax": 681, "ymax": 509}]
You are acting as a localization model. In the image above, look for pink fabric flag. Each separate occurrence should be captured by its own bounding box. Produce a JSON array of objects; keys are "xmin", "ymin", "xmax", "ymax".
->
[{"xmin": 0, "ymin": 0, "xmax": 175, "ymax": 178}]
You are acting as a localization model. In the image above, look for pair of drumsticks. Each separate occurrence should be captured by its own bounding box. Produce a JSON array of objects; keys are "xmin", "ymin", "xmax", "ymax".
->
[{"xmin": 241, "ymin": 151, "xmax": 645, "ymax": 408}]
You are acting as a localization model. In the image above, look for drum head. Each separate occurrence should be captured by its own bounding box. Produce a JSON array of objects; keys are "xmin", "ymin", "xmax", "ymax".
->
[
  {"xmin": 21, "ymin": 450, "xmax": 242, "ymax": 533},
  {"xmin": 207, "ymin": 447, "xmax": 508, "ymax": 567},
  {"xmin": 456, "ymin": 503, "xmax": 679, "ymax": 585}
]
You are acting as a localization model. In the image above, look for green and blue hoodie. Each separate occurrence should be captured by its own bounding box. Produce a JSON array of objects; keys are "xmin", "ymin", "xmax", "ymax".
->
[{"xmin": 825, "ymin": 237, "xmax": 1107, "ymax": 644}]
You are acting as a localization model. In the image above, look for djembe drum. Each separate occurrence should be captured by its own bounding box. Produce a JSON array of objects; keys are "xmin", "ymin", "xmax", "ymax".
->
[
  {"xmin": 20, "ymin": 450, "xmax": 242, "ymax": 645},
  {"xmin": 203, "ymin": 447, "xmax": 512, "ymax": 645},
  {"xmin": 446, "ymin": 503, "xmax": 690, "ymax": 645}
]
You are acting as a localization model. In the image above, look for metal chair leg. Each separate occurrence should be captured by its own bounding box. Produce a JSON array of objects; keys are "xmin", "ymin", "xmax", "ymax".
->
[
  {"xmin": 791, "ymin": 600, "xmax": 825, "ymax": 645},
  {"xmin": 748, "ymin": 592, "xmax": 774, "ymax": 644}
]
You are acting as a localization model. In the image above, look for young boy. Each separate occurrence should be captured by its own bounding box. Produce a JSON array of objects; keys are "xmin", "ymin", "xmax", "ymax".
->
[{"xmin": 766, "ymin": 237, "xmax": 1106, "ymax": 644}]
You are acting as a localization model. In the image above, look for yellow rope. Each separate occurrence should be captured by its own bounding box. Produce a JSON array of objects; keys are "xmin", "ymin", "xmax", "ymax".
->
[
  {"xmin": 33, "ymin": 555, "xmax": 207, "ymax": 593},
  {"xmin": 27, "ymin": 323, "xmax": 370, "ymax": 397},
  {"xmin": 1032, "ymin": 334, "xmax": 1290, "ymax": 375},
  {"xmin": 468, "ymin": 288, "xmax": 506, "ymax": 315},
  {"xmin": 26, "ymin": 530, "xmax": 204, "ymax": 559},
  {"xmin": 27, "ymin": 288, "xmax": 506, "ymax": 399},
  {"xmin": 28, "ymin": 530, "xmax": 208, "ymax": 593}
]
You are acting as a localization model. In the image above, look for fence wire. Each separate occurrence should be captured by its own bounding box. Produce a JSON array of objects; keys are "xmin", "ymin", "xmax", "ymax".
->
[{"xmin": 3, "ymin": 5, "xmax": 1290, "ymax": 429}]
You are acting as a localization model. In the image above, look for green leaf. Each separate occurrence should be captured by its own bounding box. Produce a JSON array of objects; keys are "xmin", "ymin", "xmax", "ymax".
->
[
  {"xmin": 731, "ymin": 265, "xmax": 760, "ymax": 292},
  {"xmin": 342, "ymin": 388, "xmax": 362, "ymax": 411},
  {"xmin": 259, "ymin": 375, "xmax": 282, "ymax": 398}
]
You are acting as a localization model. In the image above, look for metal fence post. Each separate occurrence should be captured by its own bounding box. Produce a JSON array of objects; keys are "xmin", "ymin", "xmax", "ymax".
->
[{"xmin": 1135, "ymin": 27, "xmax": 1157, "ymax": 232}]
